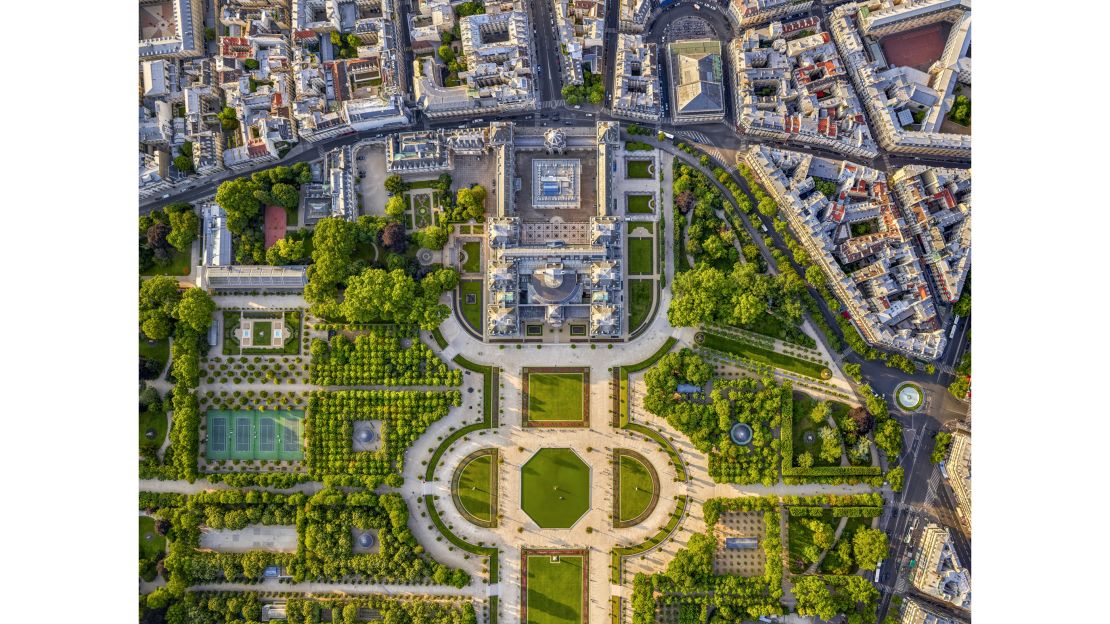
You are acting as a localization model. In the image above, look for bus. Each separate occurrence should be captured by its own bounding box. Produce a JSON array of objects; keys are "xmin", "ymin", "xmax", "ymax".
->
[{"xmin": 874, "ymin": 561, "xmax": 883, "ymax": 583}]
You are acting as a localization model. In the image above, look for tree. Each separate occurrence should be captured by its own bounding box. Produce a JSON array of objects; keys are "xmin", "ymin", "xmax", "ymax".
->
[
  {"xmin": 266, "ymin": 236, "xmax": 307, "ymax": 265},
  {"xmin": 675, "ymin": 190, "xmax": 695, "ymax": 214},
  {"xmin": 818, "ymin": 426, "xmax": 841, "ymax": 464},
  {"xmin": 384, "ymin": 175, "xmax": 408, "ymax": 195},
  {"xmin": 139, "ymin": 276, "xmax": 182, "ymax": 340},
  {"xmin": 146, "ymin": 222, "xmax": 172, "ymax": 252},
  {"xmin": 847, "ymin": 407, "xmax": 872, "ymax": 434},
  {"xmin": 175, "ymin": 288, "xmax": 216, "ymax": 333},
  {"xmin": 930, "ymin": 431, "xmax": 953, "ymax": 464},
  {"xmin": 217, "ymin": 107, "xmax": 239, "ymax": 132},
  {"xmin": 379, "ymin": 222, "xmax": 407, "ymax": 253},
  {"xmin": 214, "ymin": 177, "xmax": 262, "ymax": 233},
  {"xmin": 438, "ymin": 44, "xmax": 455, "ymax": 64},
  {"xmin": 796, "ymin": 451, "xmax": 814, "ymax": 469},
  {"xmin": 167, "ymin": 208, "xmax": 199, "ymax": 252},
  {"xmin": 173, "ymin": 155, "xmax": 194, "ymax": 174},
  {"xmin": 455, "ymin": 185, "xmax": 487, "ymax": 220},
  {"xmin": 852, "ymin": 527, "xmax": 888, "ymax": 570},
  {"xmin": 810, "ymin": 400, "xmax": 831, "ymax": 425},
  {"xmin": 416, "ymin": 225, "xmax": 449, "ymax": 250},
  {"xmin": 843, "ymin": 362, "xmax": 862, "ymax": 382},
  {"xmin": 243, "ymin": 58, "xmax": 260, "ymax": 71},
  {"xmin": 385, "ymin": 194, "xmax": 407, "ymax": 217},
  {"xmin": 887, "ymin": 465, "xmax": 904, "ymax": 492},
  {"xmin": 271, "ymin": 183, "xmax": 300, "ymax": 209},
  {"xmin": 873, "ymin": 418, "xmax": 903, "ymax": 459},
  {"xmin": 805, "ymin": 265, "xmax": 826, "ymax": 289}
]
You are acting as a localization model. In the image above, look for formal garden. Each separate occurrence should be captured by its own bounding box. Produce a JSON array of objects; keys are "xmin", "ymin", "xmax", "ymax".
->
[
  {"xmin": 222, "ymin": 310, "xmax": 302, "ymax": 356},
  {"xmin": 305, "ymin": 389, "xmax": 461, "ymax": 487}
]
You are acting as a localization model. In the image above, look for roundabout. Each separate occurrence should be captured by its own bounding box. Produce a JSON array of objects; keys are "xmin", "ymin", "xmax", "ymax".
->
[{"xmin": 895, "ymin": 382, "xmax": 925, "ymax": 411}]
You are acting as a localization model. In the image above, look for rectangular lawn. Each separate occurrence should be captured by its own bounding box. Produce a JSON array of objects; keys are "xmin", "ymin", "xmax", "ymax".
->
[
  {"xmin": 626, "ymin": 160, "xmax": 654, "ymax": 179},
  {"xmin": 459, "ymin": 280, "xmax": 483, "ymax": 332},
  {"xmin": 700, "ymin": 332, "xmax": 829, "ymax": 380},
  {"xmin": 628, "ymin": 279, "xmax": 653, "ymax": 333},
  {"xmin": 462, "ymin": 241, "xmax": 482, "ymax": 273},
  {"xmin": 627, "ymin": 238, "xmax": 654, "ymax": 275},
  {"xmin": 525, "ymin": 553, "xmax": 586, "ymax": 624},
  {"xmin": 626, "ymin": 194, "xmax": 654, "ymax": 214},
  {"xmin": 525, "ymin": 371, "xmax": 586, "ymax": 425}
]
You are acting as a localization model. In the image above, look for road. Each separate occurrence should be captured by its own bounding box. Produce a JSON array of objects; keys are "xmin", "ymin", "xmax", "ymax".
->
[{"xmin": 528, "ymin": 0, "xmax": 563, "ymax": 104}]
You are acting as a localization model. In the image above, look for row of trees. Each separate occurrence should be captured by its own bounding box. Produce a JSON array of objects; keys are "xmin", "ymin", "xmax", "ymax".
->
[
  {"xmin": 304, "ymin": 390, "xmax": 461, "ymax": 481},
  {"xmin": 308, "ymin": 330, "xmax": 461, "ymax": 386}
]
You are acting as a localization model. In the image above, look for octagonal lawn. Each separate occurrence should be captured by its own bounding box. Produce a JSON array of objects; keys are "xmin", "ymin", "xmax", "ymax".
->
[{"xmin": 521, "ymin": 448, "xmax": 591, "ymax": 528}]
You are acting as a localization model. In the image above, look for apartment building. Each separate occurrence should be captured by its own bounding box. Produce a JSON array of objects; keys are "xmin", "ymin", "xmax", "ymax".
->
[
  {"xmin": 553, "ymin": 0, "xmax": 606, "ymax": 83},
  {"xmin": 889, "ymin": 165, "xmax": 971, "ymax": 304},
  {"xmin": 744, "ymin": 144, "xmax": 948, "ymax": 360},
  {"xmin": 828, "ymin": 1, "xmax": 972, "ymax": 157},
  {"xmin": 414, "ymin": 6, "xmax": 538, "ymax": 119},
  {"xmin": 611, "ymin": 34, "xmax": 661, "ymax": 122},
  {"xmin": 139, "ymin": 0, "xmax": 205, "ymax": 60},
  {"xmin": 618, "ymin": 0, "xmax": 653, "ymax": 34},
  {"xmin": 731, "ymin": 17, "xmax": 879, "ymax": 158},
  {"xmin": 912, "ymin": 524, "xmax": 971, "ymax": 610},
  {"xmin": 727, "ymin": 0, "xmax": 815, "ymax": 30}
]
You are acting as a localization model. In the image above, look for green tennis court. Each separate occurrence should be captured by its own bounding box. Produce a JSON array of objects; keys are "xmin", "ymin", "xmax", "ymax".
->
[{"xmin": 205, "ymin": 410, "xmax": 304, "ymax": 461}]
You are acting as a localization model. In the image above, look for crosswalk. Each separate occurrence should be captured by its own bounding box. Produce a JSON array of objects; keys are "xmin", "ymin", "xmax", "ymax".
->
[
  {"xmin": 924, "ymin": 464, "xmax": 942, "ymax": 507},
  {"xmin": 678, "ymin": 130, "xmax": 712, "ymax": 144},
  {"xmin": 538, "ymin": 99, "xmax": 566, "ymax": 109}
]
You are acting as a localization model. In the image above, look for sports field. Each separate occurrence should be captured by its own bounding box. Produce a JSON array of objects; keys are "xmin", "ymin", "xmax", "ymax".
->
[
  {"xmin": 524, "ymin": 369, "xmax": 587, "ymax": 426},
  {"xmin": 523, "ymin": 550, "xmax": 587, "ymax": 624},
  {"xmin": 264, "ymin": 205, "xmax": 287, "ymax": 249},
  {"xmin": 521, "ymin": 448, "xmax": 590, "ymax": 528},
  {"xmin": 205, "ymin": 410, "xmax": 304, "ymax": 461}
]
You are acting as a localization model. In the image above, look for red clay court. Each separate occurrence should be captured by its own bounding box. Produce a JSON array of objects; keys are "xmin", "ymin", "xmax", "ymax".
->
[
  {"xmin": 264, "ymin": 205, "xmax": 287, "ymax": 249},
  {"xmin": 880, "ymin": 23, "xmax": 950, "ymax": 70}
]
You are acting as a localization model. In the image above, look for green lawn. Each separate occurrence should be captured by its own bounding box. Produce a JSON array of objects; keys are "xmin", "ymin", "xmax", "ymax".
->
[
  {"xmin": 626, "ymin": 194, "xmax": 654, "ymax": 214},
  {"xmin": 140, "ymin": 408, "xmax": 167, "ymax": 451},
  {"xmin": 735, "ymin": 314, "xmax": 817, "ymax": 349},
  {"xmin": 618, "ymin": 455, "xmax": 655, "ymax": 523},
  {"xmin": 526, "ymin": 553, "xmax": 585, "ymax": 624},
  {"xmin": 628, "ymin": 280, "xmax": 653, "ymax": 334},
  {"xmin": 700, "ymin": 332, "xmax": 830, "ymax": 379},
  {"xmin": 626, "ymin": 160, "xmax": 654, "ymax": 179},
  {"xmin": 462, "ymin": 241, "xmax": 481, "ymax": 273},
  {"xmin": 459, "ymin": 280, "xmax": 483, "ymax": 332},
  {"xmin": 527, "ymin": 373, "xmax": 585, "ymax": 423},
  {"xmin": 627, "ymin": 238, "xmax": 654, "ymax": 275},
  {"xmin": 406, "ymin": 178, "xmax": 439, "ymax": 189},
  {"xmin": 455, "ymin": 452, "xmax": 495, "ymax": 524},
  {"xmin": 253, "ymin": 320, "xmax": 273, "ymax": 345},
  {"xmin": 139, "ymin": 516, "xmax": 166, "ymax": 561},
  {"xmin": 140, "ymin": 247, "xmax": 192, "ymax": 277},
  {"xmin": 521, "ymin": 449, "xmax": 590, "ymax": 528},
  {"xmin": 139, "ymin": 335, "xmax": 169, "ymax": 371}
]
